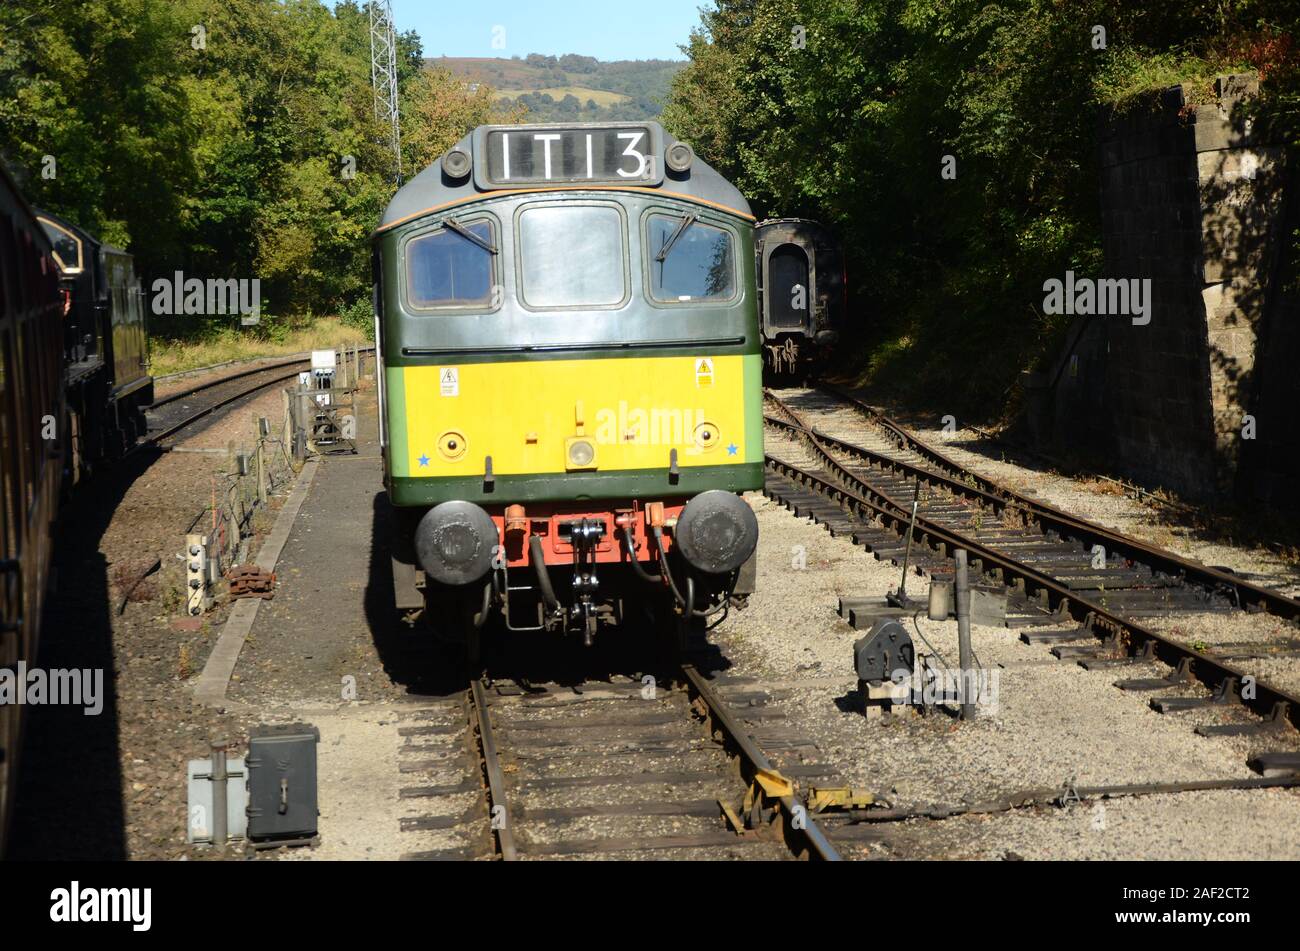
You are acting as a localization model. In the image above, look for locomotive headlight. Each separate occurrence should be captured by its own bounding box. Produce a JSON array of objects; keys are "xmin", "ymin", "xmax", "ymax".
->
[
  {"xmin": 442, "ymin": 148, "xmax": 472, "ymax": 180},
  {"xmin": 565, "ymin": 436, "xmax": 597, "ymax": 470},
  {"xmin": 665, "ymin": 142, "xmax": 695, "ymax": 174}
]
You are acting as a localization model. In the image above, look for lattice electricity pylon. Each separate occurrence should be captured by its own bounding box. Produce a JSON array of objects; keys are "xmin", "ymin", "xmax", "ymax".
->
[{"xmin": 369, "ymin": 0, "xmax": 403, "ymax": 183}]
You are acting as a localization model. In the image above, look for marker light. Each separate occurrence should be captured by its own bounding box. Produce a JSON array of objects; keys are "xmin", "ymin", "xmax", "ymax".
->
[
  {"xmin": 665, "ymin": 142, "xmax": 695, "ymax": 173},
  {"xmin": 443, "ymin": 148, "xmax": 472, "ymax": 179}
]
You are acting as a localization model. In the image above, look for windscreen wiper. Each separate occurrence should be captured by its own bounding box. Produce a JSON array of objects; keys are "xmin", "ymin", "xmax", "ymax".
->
[
  {"xmin": 655, "ymin": 212, "xmax": 698, "ymax": 262},
  {"xmin": 445, "ymin": 216, "xmax": 498, "ymax": 254}
]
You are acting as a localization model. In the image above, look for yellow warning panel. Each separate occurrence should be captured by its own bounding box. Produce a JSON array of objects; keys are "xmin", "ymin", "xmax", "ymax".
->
[{"xmin": 393, "ymin": 353, "xmax": 753, "ymax": 478}]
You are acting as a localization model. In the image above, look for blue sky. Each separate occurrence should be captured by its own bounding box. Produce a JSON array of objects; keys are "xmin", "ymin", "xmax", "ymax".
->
[{"xmin": 379, "ymin": 0, "xmax": 708, "ymax": 61}]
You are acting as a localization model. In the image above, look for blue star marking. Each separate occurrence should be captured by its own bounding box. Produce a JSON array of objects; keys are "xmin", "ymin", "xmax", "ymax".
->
[
  {"xmin": 417, "ymin": 453, "xmax": 430, "ymax": 467},
  {"xmin": 726, "ymin": 443, "xmax": 738, "ymax": 456}
]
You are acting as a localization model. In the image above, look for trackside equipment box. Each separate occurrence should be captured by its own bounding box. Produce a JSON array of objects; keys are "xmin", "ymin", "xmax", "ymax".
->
[{"xmin": 246, "ymin": 723, "xmax": 320, "ymax": 845}]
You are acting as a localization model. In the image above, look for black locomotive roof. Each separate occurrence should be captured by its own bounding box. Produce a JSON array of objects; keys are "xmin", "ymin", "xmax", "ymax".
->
[
  {"xmin": 754, "ymin": 218, "xmax": 840, "ymax": 250},
  {"xmin": 378, "ymin": 121, "xmax": 753, "ymax": 234},
  {"xmin": 756, "ymin": 217, "xmax": 835, "ymax": 235},
  {"xmin": 34, "ymin": 207, "xmax": 128, "ymax": 257},
  {"xmin": 1, "ymin": 162, "xmax": 43, "ymax": 228},
  {"xmin": 0, "ymin": 163, "xmax": 58, "ymax": 265}
]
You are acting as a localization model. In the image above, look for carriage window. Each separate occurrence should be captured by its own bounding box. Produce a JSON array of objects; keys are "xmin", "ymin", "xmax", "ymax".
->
[
  {"xmin": 519, "ymin": 205, "xmax": 626, "ymax": 308},
  {"xmin": 17, "ymin": 322, "xmax": 36, "ymax": 512},
  {"xmin": 647, "ymin": 213, "xmax": 735, "ymax": 303},
  {"xmin": 0, "ymin": 330, "xmax": 16, "ymax": 557},
  {"xmin": 767, "ymin": 243, "xmax": 810, "ymax": 328},
  {"xmin": 405, "ymin": 219, "xmax": 496, "ymax": 309}
]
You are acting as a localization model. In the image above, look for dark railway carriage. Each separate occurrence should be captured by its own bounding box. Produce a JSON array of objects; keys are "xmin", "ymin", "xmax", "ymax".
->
[
  {"xmin": 755, "ymin": 218, "xmax": 846, "ymax": 376},
  {"xmin": 374, "ymin": 121, "xmax": 763, "ymax": 654},
  {"xmin": 0, "ymin": 165, "xmax": 66, "ymax": 855},
  {"xmin": 0, "ymin": 176, "xmax": 154, "ymax": 853},
  {"xmin": 36, "ymin": 210, "xmax": 152, "ymax": 474}
]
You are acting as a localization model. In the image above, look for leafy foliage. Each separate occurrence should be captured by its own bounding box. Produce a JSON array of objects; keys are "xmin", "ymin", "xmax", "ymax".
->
[
  {"xmin": 403, "ymin": 66, "xmax": 524, "ymax": 174},
  {"xmin": 0, "ymin": 0, "xmax": 510, "ymax": 338},
  {"xmin": 663, "ymin": 0, "xmax": 1300, "ymax": 417}
]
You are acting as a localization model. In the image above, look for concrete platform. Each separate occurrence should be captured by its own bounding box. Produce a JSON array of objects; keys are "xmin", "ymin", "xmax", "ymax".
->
[{"xmin": 226, "ymin": 388, "xmax": 461, "ymax": 709}]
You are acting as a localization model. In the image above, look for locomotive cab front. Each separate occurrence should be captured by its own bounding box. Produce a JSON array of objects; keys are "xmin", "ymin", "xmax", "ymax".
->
[{"xmin": 373, "ymin": 122, "xmax": 764, "ymax": 654}]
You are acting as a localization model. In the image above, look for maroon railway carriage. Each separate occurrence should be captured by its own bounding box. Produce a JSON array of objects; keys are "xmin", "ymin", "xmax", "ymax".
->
[{"xmin": 0, "ymin": 162, "xmax": 66, "ymax": 855}]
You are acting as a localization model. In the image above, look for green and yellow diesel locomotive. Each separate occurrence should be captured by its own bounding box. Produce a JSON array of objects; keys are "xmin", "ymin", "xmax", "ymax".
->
[{"xmin": 373, "ymin": 121, "xmax": 763, "ymax": 651}]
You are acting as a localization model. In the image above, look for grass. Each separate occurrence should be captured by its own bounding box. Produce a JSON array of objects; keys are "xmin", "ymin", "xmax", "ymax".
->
[{"xmin": 150, "ymin": 315, "xmax": 369, "ymax": 377}]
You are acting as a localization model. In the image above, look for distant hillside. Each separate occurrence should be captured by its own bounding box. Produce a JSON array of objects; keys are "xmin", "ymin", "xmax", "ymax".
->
[{"xmin": 429, "ymin": 54, "xmax": 684, "ymax": 123}]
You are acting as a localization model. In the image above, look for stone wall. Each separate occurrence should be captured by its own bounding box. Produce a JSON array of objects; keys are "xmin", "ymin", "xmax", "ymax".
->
[
  {"xmin": 1240, "ymin": 159, "xmax": 1300, "ymax": 505},
  {"xmin": 1025, "ymin": 73, "xmax": 1291, "ymax": 504}
]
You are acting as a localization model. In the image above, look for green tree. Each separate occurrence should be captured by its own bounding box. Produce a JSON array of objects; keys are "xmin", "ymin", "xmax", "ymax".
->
[
  {"xmin": 0, "ymin": 0, "xmax": 193, "ymax": 261},
  {"xmin": 0, "ymin": 0, "xmax": 528, "ymax": 331},
  {"xmin": 402, "ymin": 67, "xmax": 524, "ymax": 175},
  {"xmin": 664, "ymin": 0, "xmax": 1298, "ymax": 413}
]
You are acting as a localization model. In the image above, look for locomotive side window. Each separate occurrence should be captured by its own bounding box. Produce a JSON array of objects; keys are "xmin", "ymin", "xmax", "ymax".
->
[
  {"xmin": 37, "ymin": 217, "xmax": 82, "ymax": 273},
  {"xmin": 518, "ymin": 204, "xmax": 627, "ymax": 309},
  {"xmin": 404, "ymin": 218, "xmax": 497, "ymax": 310},
  {"xmin": 646, "ymin": 213, "xmax": 736, "ymax": 303}
]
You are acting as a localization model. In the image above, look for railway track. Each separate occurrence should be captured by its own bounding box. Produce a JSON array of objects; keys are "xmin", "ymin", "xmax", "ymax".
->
[
  {"xmin": 144, "ymin": 358, "xmax": 312, "ymax": 446},
  {"xmin": 817, "ymin": 384, "xmax": 1300, "ymax": 614},
  {"xmin": 762, "ymin": 386, "xmax": 1300, "ymax": 739},
  {"xmin": 391, "ymin": 664, "xmax": 885, "ymax": 860},
  {"xmin": 144, "ymin": 347, "xmax": 376, "ymax": 447}
]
